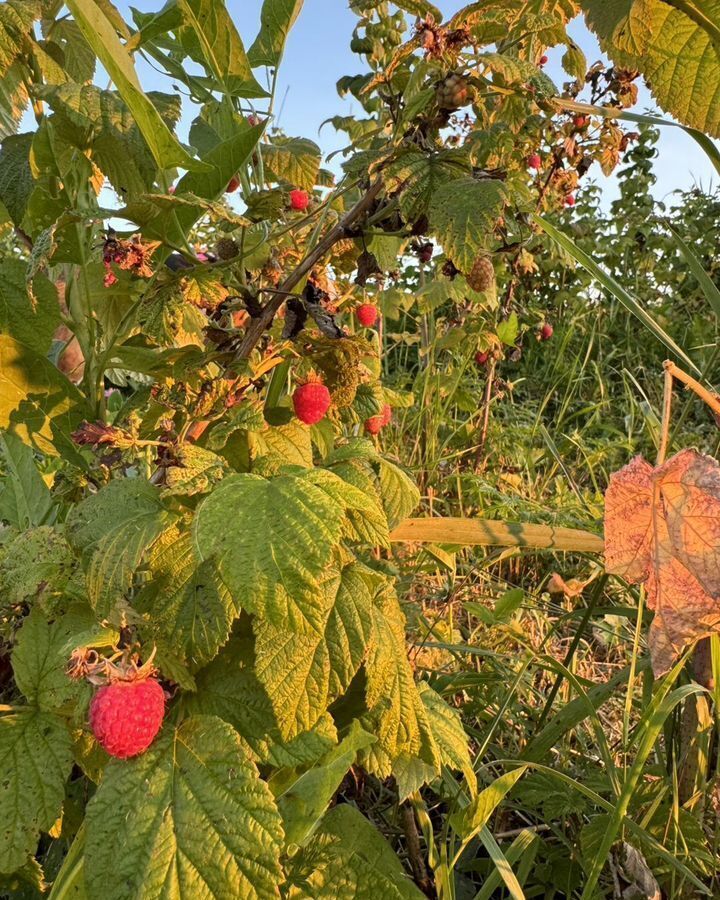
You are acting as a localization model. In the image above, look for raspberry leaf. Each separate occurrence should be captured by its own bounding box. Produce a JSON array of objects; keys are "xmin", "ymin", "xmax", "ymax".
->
[
  {"xmin": 364, "ymin": 589, "xmax": 439, "ymax": 771},
  {"xmin": 0, "ymin": 432, "xmax": 53, "ymax": 529},
  {"xmin": 0, "ymin": 258, "xmax": 59, "ymax": 354},
  {"xmin": 377, "ymin": 457, "xmax": 420, "ymax": 529},
  {"xmin": 247, "ymin": 0, "xmax": 304, "ymax": 68},
  {"xmin": 67, "ymin": 479, "xmax": 176, "ymax": 620},
  {"xmin": 175, "ymin": 0, "xmax": 268, "ymax": 99},
  {"xmin": 582, "ymin": 0, "xmax": 720, "ymax": 137},
  {"xmin": 254, "ymin": 562, "xmax": 376, "ymax": 738},
  {"xmin": 283, "ymin": 803, "xmax": 425, "ymax": 899},
  {"xmin": 84, "ymin": 716, "xmax": 284, "ymax": 900},
  {"xmin": 0, "ymin": 526, "xmax": 73, "ymax": 608},
  {"xmin": 428, "ymin": 178, "xmax": 508, "ymax": 273},
  {"xmin": 262, "ymin": 136, "xmax": 322, "ymax": 191},
  {"xmin": 0, "ymin": 335, "xmax": 91, "ymax": 466},
  {"xmin": 32, "ymin": 84, "xmax": 183, "ymax": 200},
  {"xmin": 135, "ymin": 526, "xmax": 236, "ymax": 669},
  {"xmin": 186, "ymin": 636, "xmax": 338, "ymax": 767},
  {"xmin": 0, "ymin": 709, "xmax": 73, "ymax": 873},
  {"xmin": 12, "ymin": 607, "xmax": 93, "ymax": 711},
  {"xmin": 193, "ymin": 470, "xmax": 384, "ymax": 627},
  {"xmin": 381, "ymin": 147, "xmax": 471, "ymax": 226},
  {"xmin": 64, "ymin": 0, "xmax": 205, "ymax": 173}
]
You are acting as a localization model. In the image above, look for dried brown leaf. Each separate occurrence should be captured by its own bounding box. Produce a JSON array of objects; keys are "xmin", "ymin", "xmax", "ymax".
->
[{"xmin": 605, "ymin": 449, "xmax": 720, "ymax": 674}]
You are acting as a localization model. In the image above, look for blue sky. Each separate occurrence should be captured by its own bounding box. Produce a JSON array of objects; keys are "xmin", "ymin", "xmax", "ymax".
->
[{"xmin": 127, "ymin": 1, "xmax": 717, "ymax": 203}]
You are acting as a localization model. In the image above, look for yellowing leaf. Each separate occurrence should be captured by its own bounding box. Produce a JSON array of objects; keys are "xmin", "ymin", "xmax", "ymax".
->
[{"xmin": 581, "ymin": 0, "xmax": 720, "ymax": 136}]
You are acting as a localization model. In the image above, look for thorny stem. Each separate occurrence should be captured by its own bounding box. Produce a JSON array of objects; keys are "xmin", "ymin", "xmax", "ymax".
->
[
  {"xmin": 658, "ymin": 359, "xmax": 720, "ymax": 465},
  {"xmin": 400, "ymin": 802, "xmax": 434, "ymax": 897},
  {"xmin": 656, "ymin": 363, "xmax": 675, "ymax": 466},
  {"xmin": 663, "ymin": 360, "xmax": 720, "ymax": 417},
  {"xmin": 235, "ymin": 179, "xmax": 384, "ymax": 360}
]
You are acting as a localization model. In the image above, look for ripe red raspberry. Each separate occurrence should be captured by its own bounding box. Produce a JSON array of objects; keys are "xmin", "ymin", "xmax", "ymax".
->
[
  {"xmin": 356, "ymin": 303, "xmax": 378, "ymax": 327},
  {"xmin": 527, "ymin": 153, "xmax": 541, "ymax": 170},
  {"xmin": 89, "ymin": 678, "xmax": 165, "ymax": 759},
  {"xmin": 564, "ymin": 194, "xmax": 576, "ymax": 207},
  {"xmin": 475, "ymin": 350, "xmax": 489, "ymax": 365},
  {"xmin": 539, "ymin": 322, "xmax": 554, "ymax": 341},
  {"xmin": 226, "ymin": 175, "xmax": 240, "ymax": 193},
  {"xmin": 573, "ymin": 115, "xmax": 589, "ymax": 129},
  {"xmin": 293, "ymin": 381, "xmax": 331, "ymax": 425},
  {"xmin": 539, "ymin": 54, "xmax": 548, "ymax": 65},
  {"xmin": 380, "ymin": 403, "xmax": 392, "ymax": 426},
  {"xmin": 290, "ymin": 189, "xmax": 310, "ymax": 211},
  {"xmin": 365, "ymin": 414, "xmax": 383, "ymax": 435}
]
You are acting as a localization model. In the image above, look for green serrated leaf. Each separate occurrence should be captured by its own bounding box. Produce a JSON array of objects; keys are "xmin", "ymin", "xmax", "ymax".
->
[
  {"xmin": 84, "ymin": 716, "xmax": 284, "ymax": 900},
  {"xmin": 42, "ymin": 17, "xmax": 96, "ymax": 82},
  {"xmin": 175, "ymin": 121, "xmax": 265, "ymax": 233},
  {"xmin": 176, "ymin": 0, "xmax": 268, "ymax": 98},
  {"xmin": 308, "ymin": 467, "xmax": 389, "ymax": 548},
  {"xmin": 186, "ymin": 635, "xmax": 338, "ymax": 767},
  {"xmin": 0, "ymin": 526, "xmax": 73, "ymax": 608},
  {"xmin": 64, "ymin": 0, "xmax": 205, "ymax": 172},
  {"xmin": 0, "ymin": 132, "xmax": 33, "ymax": 225},
  {"xmin": 36, "ymin": 84, "xmax": 182, "ymax": 197},
  {"xmin": 497, "ymin": 312, "xmax": 519, "ymax": 346},
  {"xmin": 67, "ymin": 479, "xmax": 175, "ymax": 619},
  {"xmin": 0, "ymin": 431, "xmax": 52, "ymax": 528},
  {"xmin": 377, "ymin": 457, "xmax": 420, "ymax": 529},
  {"xmin": 163, "ymin": 443, "xmax": 228, "ymax": 497},
  {"xmin": 249, "ymin": 419, "xmax": 313, "ymax": 468},
  {"xmin": 365, "ymin": 589, "xmax": 438, "ymax": 769},
  {"xmin": 428, "ymin": 177, "xmax": 508, "ymax": 273},
  {"xmin": 0, "ymin": 709, "xmax": 73, "ymax": 874},
  {"xmin": 0, "ymin": 257, "xmax": 59, "ymax": 353},
  {"xmin": 194, "ymin": 469, "xmax": 364, "ymax": 627},
  {"xmin": 135, "ymin": 526, "xmax": 235, "ymax": 669},
  {"xmin": 562, "ymin": 42, "xmax": 587, "ymax": 81},
  {"xmin": 263, "ymin": 136, "xmax": 321, "ymax": 190},
  {"xmin": 254, "ymin": 562, "xmax": 375, "ymax": 738},
  {"xmin": 247, "ymin": 0, "xmax": 304, "ymax": 68},
  {"xmin": 418, "ymin": 682, "xmax": 476, "ymax": 793},
  {"xmin": 382, "ymin": 148, "xmax": 471, "ymax": 225},
  {"xmin": 12, "ymin": 606, "xmax": 92, "ymax": 711}
]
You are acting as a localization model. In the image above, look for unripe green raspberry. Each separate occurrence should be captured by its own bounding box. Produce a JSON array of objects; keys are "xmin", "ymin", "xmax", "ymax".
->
[{"xmin": 466, "ymin": 254, "xmax": 494, "ymax": 292}]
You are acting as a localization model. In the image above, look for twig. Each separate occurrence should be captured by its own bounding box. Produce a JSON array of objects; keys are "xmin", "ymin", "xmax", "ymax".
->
[{"xmin": 235, "ymin": 179, "xmax": 384, "ymax": 359}]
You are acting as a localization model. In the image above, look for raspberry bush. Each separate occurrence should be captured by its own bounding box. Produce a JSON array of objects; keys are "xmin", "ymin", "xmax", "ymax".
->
[{"xmin": 0, "ymin": 0, "xmax": 716, "ymax": 897}]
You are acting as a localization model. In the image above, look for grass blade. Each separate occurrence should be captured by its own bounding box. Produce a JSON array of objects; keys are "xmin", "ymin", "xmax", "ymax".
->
[{"xmin": 389, "ymin": 517, "xmax": 604, "ymax": 552}]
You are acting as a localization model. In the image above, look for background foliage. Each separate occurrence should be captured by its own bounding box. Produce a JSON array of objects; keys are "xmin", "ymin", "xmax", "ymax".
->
[{"xmin": 0, "ymin": 0, "xmax": 719, "ymax": 898}]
